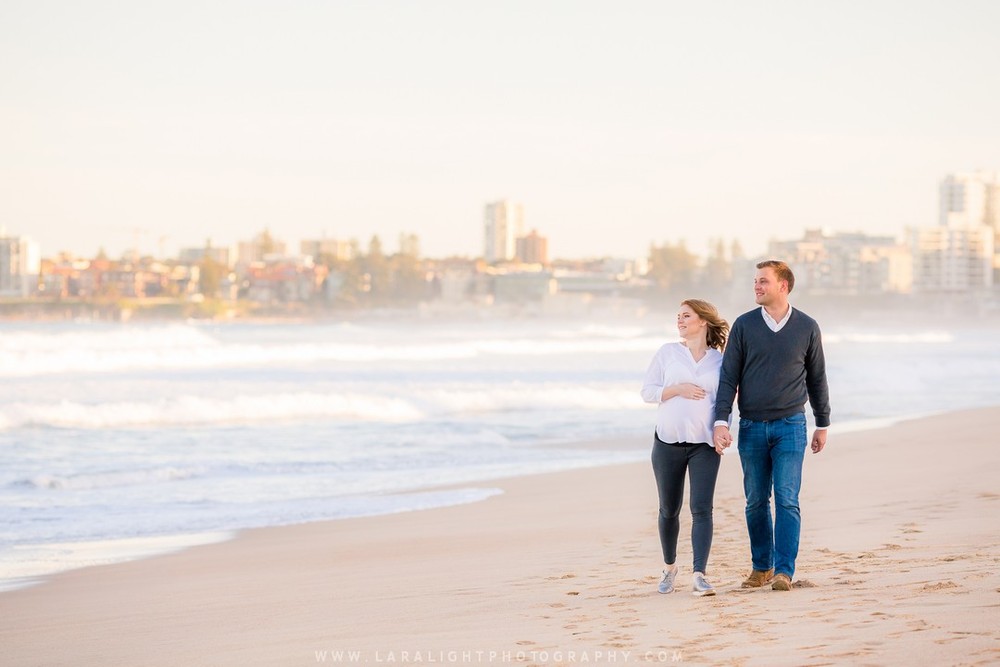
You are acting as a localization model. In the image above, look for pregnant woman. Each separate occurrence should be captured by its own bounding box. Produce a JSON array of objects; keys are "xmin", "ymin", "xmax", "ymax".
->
[{"xmin": 641, "ymin": 299, "xmax": 729, "ymax": 597}]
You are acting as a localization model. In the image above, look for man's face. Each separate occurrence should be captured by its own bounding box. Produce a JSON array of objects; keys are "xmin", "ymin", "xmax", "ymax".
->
[{"xmin": 754, "ymin": 267, "xmax": 786, "ymax": 306}]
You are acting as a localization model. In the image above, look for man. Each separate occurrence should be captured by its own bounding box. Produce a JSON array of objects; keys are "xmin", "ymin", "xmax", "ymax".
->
[{"xmin": 713, "ymin": 260, "xmax": 830, "ymax": 591}]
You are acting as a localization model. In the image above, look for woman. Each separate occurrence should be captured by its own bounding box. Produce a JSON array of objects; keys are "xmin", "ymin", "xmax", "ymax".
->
[{"xmin": 641, "ymin": 299, "xmax": 729, "ymax": 597}]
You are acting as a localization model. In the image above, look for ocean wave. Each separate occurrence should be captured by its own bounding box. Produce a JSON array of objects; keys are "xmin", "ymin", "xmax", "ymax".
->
[
  {"xmin": 551, "ymin": 324, "xmax": 651, "ymax": 339},
  {"xmin": 26, "ymin": 466, "xmax": 206, "ymax": 491},
  {"xmin": 824, "ymin": 332, "xmax": 954, "ymax": 344},
  {"xmin": 0, "ymin": 384, "xmax": 644, "ymax": 430},
  {"xmin": 0, "ymin": 325, "xmax": 219, "ymax": 354},
  {"xmin": 415, "ymin": 384, "xmax": 643, "ymax": 414},
  {"xmin": 0, "ymin": 392, "xmax": 426, "ymax": 430},
  {"xmin": 0, "ymin": 325, "xmax": 663, "ymax": 377}
]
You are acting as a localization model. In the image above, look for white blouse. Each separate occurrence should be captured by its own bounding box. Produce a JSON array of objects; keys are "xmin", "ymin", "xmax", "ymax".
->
[{"xmin": 641, "ymin": 342, "xmax": 723, "ymax": 445}]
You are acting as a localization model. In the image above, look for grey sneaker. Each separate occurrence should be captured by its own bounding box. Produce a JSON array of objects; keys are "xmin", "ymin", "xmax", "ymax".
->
[
  {"xmin": 658, "ymin": 566, "xmax": 678, "ymax": 594},
  {"xmin": 692, "ymin": 572, "xmax": 716, "ymax": 597}
]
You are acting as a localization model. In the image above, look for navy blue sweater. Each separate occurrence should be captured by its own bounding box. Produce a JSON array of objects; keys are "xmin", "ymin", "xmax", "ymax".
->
[{"xmin": 714, "ymin": 308, "xmax": 831, "ymax": 427}]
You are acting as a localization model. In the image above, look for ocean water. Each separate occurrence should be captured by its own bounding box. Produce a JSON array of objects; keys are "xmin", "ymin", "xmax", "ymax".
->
[{"xmin": 2, "ymin": 314, "xmax": 999, "ymax": 590}]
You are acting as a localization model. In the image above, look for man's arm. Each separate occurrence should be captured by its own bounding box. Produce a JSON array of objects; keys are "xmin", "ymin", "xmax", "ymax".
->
[
  {"xmin": 712, "ymin": 319, "xmax": 743, "ymax": 453},
  {"xmin": 804, "ymin": 325, "xmax": 830, "ymax": 428},
  {"xmin": 714, "ymin": 319, "xmax": 742, "ymax": 425},
  {"xmin": 805, "ymin": 324, "xmax": 831, "ymax": 453}
]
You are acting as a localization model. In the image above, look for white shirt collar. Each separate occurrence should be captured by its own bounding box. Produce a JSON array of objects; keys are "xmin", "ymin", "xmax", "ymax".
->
[{"xmin": 761, "ymin": 305, "xmax": 793, "ymax": 332}]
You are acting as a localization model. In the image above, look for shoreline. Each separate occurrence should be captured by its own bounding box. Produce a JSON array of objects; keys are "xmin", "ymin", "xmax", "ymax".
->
[
  {"xmin": 0, "ymin": 433, "xmax": 648, "ymax": 593},
  {"xmin": 2, "ymin": 407, "xmax": 999, "ymax": 665},
  {"xmin": 5, "ymin": 295, "xmax": 1000, "ymax": 325},
  {"xmin": 0, "ymin": 407, "xmax": 985, "ymax": 596}
]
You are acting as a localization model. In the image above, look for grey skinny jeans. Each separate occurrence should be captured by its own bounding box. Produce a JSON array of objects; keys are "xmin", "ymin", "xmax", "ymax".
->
[{"xmin": 651, "ymin": 431, "xmax": 721, "ymax": 574}]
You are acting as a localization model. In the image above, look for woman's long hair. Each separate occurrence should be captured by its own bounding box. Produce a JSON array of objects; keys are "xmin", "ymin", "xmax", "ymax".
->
[{"xmin": 681, "ymin": 299, "xmax": 729, "ymax": 351}]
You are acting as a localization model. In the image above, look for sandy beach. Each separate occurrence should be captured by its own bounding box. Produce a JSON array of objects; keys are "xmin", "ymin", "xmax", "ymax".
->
[{"xmin": 2, "ymin": 407, "xmax": 999, "ymax": 666}]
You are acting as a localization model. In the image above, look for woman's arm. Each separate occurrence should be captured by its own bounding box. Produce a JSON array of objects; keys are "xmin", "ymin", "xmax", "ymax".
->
[
  {"xmin": 640, "ymin": 350, "xmax": 665, "ymax": 404},
  {"xmin": 661, "ymin": 383, "xmax": 707, "ymax": 401}
]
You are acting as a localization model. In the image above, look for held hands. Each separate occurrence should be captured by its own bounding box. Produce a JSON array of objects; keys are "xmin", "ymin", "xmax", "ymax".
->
[{"xmin": 713, "ymin": 425, "xmax": 732, "ymax": 455}]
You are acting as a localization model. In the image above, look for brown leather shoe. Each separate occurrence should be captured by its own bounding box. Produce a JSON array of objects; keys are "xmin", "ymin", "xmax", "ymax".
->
[
  {"xmin": 741, "ymin": 568, "xmax": 775, "ymax": 588},
  {"xmin": 771, "ymin": 573, "xmax": 793, "ymax": 591}
]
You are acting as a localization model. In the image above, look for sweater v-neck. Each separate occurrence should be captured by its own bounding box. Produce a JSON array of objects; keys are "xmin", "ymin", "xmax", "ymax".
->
[{"xmin": 761, "ymin": 306, "xmax": 794, "ymax": 333}]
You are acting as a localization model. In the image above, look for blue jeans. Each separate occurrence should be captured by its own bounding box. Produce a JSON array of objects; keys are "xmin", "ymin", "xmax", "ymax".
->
[{"xmin": 737, "ymin": 413, "xmax": 807, "ymax": 578}]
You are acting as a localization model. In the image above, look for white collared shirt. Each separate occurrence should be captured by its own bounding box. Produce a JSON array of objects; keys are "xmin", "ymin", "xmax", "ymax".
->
[
  {"xmin": 761, "ymin": 305, "xmax": 793, "ymax": 332},
  {"xmin": 641, "ymin": 342, "xmax": 723, "ymax": 444}
]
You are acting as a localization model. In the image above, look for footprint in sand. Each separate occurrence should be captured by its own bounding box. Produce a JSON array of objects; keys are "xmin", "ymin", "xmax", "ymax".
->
[
  {"xmin": 921, "ymin": 581, "xmax": 962, "ymax": 592},
  {"xmin": 618, "ymin": 592, "xmax": 647, "ymax": 599},
  {"xmin": 604, "ymin": 633, "xmax": 633, "ymax": 648}
]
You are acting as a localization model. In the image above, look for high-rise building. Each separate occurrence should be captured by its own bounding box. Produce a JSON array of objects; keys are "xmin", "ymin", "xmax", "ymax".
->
[
  {"xmin": 0, "ymin": 234, "xmax": 41, "ymax": 297},
  {"xmin": 939, "ymin": 170, "xmax": 1000, "ymax": 282},
  {"xmin": 484, "ymin": 200, "xmax": 524, "ymax": 263},
  {"xmin": 911, "ymin": 225, "xmax": 993, "ymax": 293},
  {"xmin": 516, "ymin": 229, "xmax": 549, "ymax": 265},
  {"xmin": 939, "ymin": 171, "xmax": 1000, "ymax": 228}
]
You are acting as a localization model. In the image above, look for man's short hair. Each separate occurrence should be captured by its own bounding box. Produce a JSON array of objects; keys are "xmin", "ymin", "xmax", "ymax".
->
[{"xmin": 756, "ymin": 260, "xmax": 795, "ymax": 293}]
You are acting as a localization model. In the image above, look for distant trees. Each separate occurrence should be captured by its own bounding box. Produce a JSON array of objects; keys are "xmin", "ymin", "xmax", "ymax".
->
[
  {"xmin": 198, "ymin": 256, "xmax": 224, "ymax": 299},
  {"xmin": 701, "ymin": 238, "xmax": 733, "ymax": 294},
  {"xmin": 316, "ymin": 235, "xmax": 433, "ymax": 307},
  {"xmin": 647, "ymin": 237, "xmax": 741, "ymax": 305},
  {"xmin": 648, "ymin": 241, "xmax": 699, "ymax": 293},
  {"xmin": 257, "ymin": 229, "xmax": 278, "ymax": 256}
]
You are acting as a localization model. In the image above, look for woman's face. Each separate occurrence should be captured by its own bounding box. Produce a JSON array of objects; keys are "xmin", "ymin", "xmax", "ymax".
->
[{"xmin": 676, "ymin": 304, "xmax": 707, "ymax": 340}]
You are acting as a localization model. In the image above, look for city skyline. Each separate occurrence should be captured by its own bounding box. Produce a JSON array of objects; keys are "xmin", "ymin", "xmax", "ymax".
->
[{"xmin": 3, "ymin": 1, "xmax": 1000, "ymax": 260}]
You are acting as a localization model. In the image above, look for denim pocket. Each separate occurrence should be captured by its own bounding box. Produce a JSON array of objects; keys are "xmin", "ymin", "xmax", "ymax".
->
[
  {"xmin": 782, "ymin": 413, "xmax": 806, "ymax": 424},
  {"xmin": 739, "ymin": 418, "xmax": 753, "ymax": 429}
]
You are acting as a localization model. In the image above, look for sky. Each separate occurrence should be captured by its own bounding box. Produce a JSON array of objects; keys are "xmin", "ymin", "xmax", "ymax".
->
[{"xmin": 2, "ymin": 0, "xmax": 999, "ymax": 261}]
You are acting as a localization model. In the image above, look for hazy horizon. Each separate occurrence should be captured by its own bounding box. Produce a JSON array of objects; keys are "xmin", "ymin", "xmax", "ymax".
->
[{"xmin": 3, "ymin": 0, "xmax": 999, "ymax": 261}]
